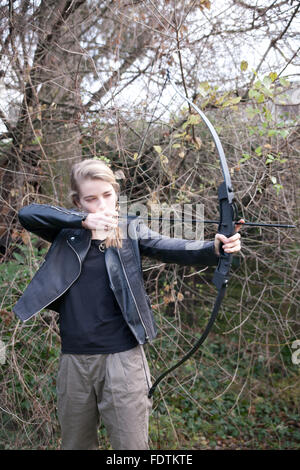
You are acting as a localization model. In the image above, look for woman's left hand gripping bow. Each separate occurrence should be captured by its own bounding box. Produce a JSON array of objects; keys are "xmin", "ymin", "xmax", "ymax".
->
[{"xmin": 214, "ymin": 219, "xmax": 244, "ymax": 256}]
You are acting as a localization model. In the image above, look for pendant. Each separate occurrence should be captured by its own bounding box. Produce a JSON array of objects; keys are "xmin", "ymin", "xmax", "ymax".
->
[{"xmin": 99, "ymin": 242, "xmax": 105, "ymax": 253}]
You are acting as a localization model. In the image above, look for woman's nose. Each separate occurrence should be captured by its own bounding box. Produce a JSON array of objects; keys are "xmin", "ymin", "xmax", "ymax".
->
[{"xmin": 96, "ymin": 198, "xmax": 105, "ymax": 210}]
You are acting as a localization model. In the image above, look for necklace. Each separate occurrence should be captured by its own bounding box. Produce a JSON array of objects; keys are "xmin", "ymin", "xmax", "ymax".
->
[
  {"xmin": 99, "ymin": 242, "xmax": 106, "ymax": 253},
  {"xmin": 91, "ymin": 238, "xmax": 106, "ymax": 252}
]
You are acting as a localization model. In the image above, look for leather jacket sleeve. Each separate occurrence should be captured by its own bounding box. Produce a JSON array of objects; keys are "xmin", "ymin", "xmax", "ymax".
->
[
  {"xmin": 135, "ymin": 219, "xmax": 219, "ymax": 266},
  {"xmin": 18, "ymin": 203, "xmax": 89, "ymax": 243}
]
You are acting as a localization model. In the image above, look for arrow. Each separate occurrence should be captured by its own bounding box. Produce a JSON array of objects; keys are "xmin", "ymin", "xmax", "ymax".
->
[{"xmin": 119, "ymin": 215, "xmax": 295, "ymax": 228}]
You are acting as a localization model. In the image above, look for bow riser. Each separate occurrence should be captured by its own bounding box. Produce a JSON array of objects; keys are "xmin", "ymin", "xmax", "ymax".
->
[{"xmin": 212, "ymin": 182, "xmax": 235, "ymax": 290}]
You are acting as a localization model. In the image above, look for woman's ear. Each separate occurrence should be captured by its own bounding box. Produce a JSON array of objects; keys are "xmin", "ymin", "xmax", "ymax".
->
[{"xmin": 73, "ymin": 197, "xmax": 81, "ymax": 209}]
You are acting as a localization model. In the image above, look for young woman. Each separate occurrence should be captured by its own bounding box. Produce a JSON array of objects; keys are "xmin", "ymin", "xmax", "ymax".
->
[{"xmin": 13, "ymin": 158, "xmax": 242, "ymax": 450}]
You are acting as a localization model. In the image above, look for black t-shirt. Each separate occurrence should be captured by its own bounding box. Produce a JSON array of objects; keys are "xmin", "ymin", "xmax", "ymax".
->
[{"xmin": 58, "ymin": 239, "xmax": 138, "ymax": 354}]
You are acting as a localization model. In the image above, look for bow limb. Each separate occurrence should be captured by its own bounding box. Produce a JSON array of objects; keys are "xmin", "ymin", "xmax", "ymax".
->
[
  {"xmin": 148, "ymin": 287, "xmax": 227, "ymax": 398},
  {"xmin": 167, "ymin": 71, "xmax": 233, "ymax": 197}
]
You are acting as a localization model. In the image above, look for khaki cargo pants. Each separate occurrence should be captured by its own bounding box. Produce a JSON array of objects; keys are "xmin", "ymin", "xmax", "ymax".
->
[{"xmin": 56, "ymin": 345, "xmax": 152, "ymax": 450}]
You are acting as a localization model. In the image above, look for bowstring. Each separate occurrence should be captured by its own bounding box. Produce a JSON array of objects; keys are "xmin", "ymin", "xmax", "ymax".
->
[{"xmin": 128, "ymin": 73, "xmax": 169, "ymax": 200}]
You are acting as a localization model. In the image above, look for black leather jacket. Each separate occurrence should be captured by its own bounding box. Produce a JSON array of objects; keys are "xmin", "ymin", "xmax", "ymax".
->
[{"xmin": 13, "ymin": 203, "xmax": 219, "ymax": 344}]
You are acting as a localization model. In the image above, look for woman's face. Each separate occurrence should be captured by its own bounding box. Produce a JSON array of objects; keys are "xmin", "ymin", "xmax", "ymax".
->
[{"xmin": 76, "ymin": 178, "xmax": 117, "ymax": 214}]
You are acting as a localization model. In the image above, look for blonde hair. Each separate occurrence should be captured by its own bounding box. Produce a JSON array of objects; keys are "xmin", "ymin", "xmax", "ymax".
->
[{"xmin": 69, "ymin": 159, "xmax": 122, "ymax": 249}]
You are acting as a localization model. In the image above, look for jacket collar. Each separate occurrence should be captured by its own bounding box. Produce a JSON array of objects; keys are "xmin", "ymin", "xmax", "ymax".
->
[{"xmin": 66, "ymin": 228, "xmax": 92, "ymax": 264}]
